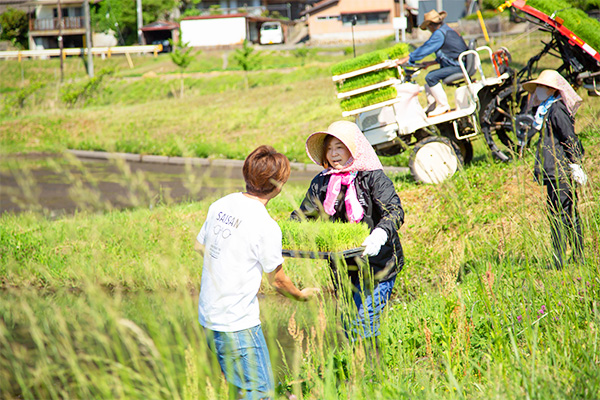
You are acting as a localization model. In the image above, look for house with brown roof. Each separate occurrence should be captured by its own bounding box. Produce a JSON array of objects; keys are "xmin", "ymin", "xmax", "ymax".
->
[
  {"xmin": 301, "ymin": 0, "xmax": 400, "ymax": 43},
  {"xmin": 25, "ymin": 0, "xmax": 98, "ymax": 50}
]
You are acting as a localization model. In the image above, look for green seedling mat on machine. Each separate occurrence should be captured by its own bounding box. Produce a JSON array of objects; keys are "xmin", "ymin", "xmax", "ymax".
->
[
  {"xmin": 330, "ymin": 43, "xmax": 410, "ymax": 112},
  {"xmin": 526, "ymin": 0, "xmax": 600, "ymax": 52}
]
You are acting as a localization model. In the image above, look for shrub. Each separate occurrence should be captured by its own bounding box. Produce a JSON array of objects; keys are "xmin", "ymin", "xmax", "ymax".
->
[
  {"xmin": 1, "ymin": 82, "xmax": 44, "ymax": 117},
  {"xmin": 61, "ymin": 67, "xmax": 114, "ymax": 107}
]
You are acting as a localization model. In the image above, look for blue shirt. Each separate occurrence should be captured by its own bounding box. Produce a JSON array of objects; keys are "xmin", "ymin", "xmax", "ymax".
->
[{"xmin": 408, "ymin": 24, "xmax": 462, "ymax": 67}]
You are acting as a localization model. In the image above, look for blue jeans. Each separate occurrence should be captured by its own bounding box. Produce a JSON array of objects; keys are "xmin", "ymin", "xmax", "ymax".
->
[
  {"xmin": 425, "ymin": 65, "xmax": 463, "ymax": 86},
  {"xmin": 346, "ymin": 277, "xmax": 396, "ymax": 339},
  {"xmin": 205, "ymin": 325, "xmax": 274, "ymax": 400}
]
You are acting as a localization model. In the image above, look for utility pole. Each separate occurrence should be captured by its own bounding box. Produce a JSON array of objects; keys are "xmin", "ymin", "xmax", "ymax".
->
[
  {"xmin": 57, "ymin": 0, "xmax": 64, "ymax": 82},
  {"xmin": 136, "ymin": 0, "xmax": 144, "ymax": 44},
  {"xmin": 351, "ymin": 15, "xmax": 357, "ymax": 58},
  {"xmin": 84, "ymin": 0, "xmax": 94, "ymax": 77}
]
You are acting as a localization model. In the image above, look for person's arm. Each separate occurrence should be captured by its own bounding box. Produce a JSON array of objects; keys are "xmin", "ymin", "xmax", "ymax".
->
[
  {"xmin": 368, "ymin": 170, "xmax": 405, "ymax": 239},
  {"xmin": 194, "ymin": 240, "xmax": 205, "ymax": 256},
  {"xmin": 360, "ymin": 171, "xmax": 405, "ymax": 257},
  {"xmin": 550, "ymin": 104, "xmax": 584, "ymax": 163},
  {"xmin": 408, "ymin": 29, "xmax": 444, "ymax": 64},
  {"xmin": 267, "ymin": 265, "xmax": 319, "ymax": 301}
]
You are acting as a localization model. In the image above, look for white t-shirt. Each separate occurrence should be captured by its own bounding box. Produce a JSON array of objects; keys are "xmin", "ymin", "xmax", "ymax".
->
[{"xmin": 197, "ymin": 192, "xmax": 283, "ymax": 332}]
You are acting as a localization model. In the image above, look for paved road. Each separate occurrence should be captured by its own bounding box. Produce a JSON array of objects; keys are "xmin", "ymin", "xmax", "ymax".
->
[{"xmin": 0, "ymin": 153, "xmax": 316, "ymax": 215}]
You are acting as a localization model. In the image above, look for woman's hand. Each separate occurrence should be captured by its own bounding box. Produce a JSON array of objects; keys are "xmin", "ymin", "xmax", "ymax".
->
[{"xmin": 361, "ymin": 228, "xmax": 388, "ymax": 257}]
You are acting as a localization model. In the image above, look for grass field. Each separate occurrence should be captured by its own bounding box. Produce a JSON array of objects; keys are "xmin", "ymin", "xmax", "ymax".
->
[{"xmin": 1, "ymin": 30, "xmax": 600, "ymax": 399}]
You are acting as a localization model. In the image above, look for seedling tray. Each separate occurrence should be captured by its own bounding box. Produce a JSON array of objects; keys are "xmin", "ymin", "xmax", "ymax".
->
[{"xmin": 282, "ymin": 247, "xmax": 365, "ymax": 260}]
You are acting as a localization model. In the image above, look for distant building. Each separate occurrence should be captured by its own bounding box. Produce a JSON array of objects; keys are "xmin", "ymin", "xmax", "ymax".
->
[
  {"xmin": 141, "ymin": 20, "xmax": 179, "ymax": 50},
  {"xmin": 301, "ymin": 0, "xmax": 399, "ymax": 43},
  {"xmin": 181, "ymin": 13, "xmax": 292, "ymax": 47},
  {"xmin": 190, "ymin": 0, "xmax": 319, "ymax": 21},
  {"xmin": 25, "ymin": 0, "xmax": 100, "ymax": 50},
  {"xmin": 303, "ymin": 0, "xmax": 399, "ymax": 42}
]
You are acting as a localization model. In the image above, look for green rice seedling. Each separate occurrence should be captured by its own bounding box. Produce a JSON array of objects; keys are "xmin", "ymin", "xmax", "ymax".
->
[
  {"xmin": 330, "ymin": 43, "xmax": 409, "ymax": 76},
  {"xmin": 386, "ymin": 42, "xmax": 410, "ymax": 60},
  {"xmin": 526, "ymin": 0, "xmax": 600, "ymax": 52},
  {"xmin": 278, "ymin": 219, "xmax": 370, "ymax": 252},
  {"xmin": 336, "ymin": 68, "xmax": 399, "ymax": 93},
  {"xmin": 339, "ymin": 86, "xmax": 397, "ymax": 112}
]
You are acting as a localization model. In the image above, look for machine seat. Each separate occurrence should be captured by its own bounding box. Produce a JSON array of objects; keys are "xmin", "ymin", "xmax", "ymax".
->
[{"xmin": 444, "ymin": 39, "xmax": 477, "ymax": 86}]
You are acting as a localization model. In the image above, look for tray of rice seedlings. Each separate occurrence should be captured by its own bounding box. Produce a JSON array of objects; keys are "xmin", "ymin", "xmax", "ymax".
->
[
  {"xmin": 330, "ymin": 43, "xmax": 410, "ymax": 114},
  {"xmin": 278, "ymin": 219, "xmax": 370, "ymax": 260},
  {"xmin": 339, "ymin": 86, "xmax": 398, "ymax": 113},
  {"xmin": 330, "ymin": 42, "xmax": 410, "ymax": 79},
  {"xmin": 336, "ymin": 68, "xmax": 400, "ymax": 97},
  {"xmin": 524, "ymin": 0, "xmax": 600, "ymax": 53}
]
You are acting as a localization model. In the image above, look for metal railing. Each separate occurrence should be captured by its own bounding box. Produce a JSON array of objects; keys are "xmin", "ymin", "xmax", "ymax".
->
[
  {"xmin": 30, "ymin": 17, "xmax": 85, "ymax": 31},
  {"xmin": 0, "ymin": 44, "xmax": 163, "ymax": 60}
]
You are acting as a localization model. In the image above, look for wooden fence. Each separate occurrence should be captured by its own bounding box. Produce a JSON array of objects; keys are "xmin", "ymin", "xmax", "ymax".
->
[{"xmin": 0, "ymin": 44, "xmax": 163, "ymax": 61}]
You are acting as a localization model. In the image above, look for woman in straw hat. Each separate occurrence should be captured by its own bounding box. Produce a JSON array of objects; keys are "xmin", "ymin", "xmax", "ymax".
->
[
  {"xmin": 291, "ymin": 120, "xmax": 405, "ymax": 344},
  {"xmin": 523, "ymin": 69, "xmax": 587, "ymax": 268},
  {"xmin": 398, "ymin": 9, "xmax": 468, "ymax": 117}
]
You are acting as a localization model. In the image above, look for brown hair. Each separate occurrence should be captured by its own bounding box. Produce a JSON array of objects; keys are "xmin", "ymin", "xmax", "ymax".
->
[
  {"xmin": 243, "ymin": 145, "xmax": 291, "ymax": 195},
  {"xmin": 321, "ymin": 135, "xmax": 334, "ymax": 169}
]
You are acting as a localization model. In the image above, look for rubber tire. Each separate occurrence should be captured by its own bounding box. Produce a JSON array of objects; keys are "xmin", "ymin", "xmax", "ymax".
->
[
  {"xmin": 408, "ymin": 136, "xmax": 463, "ymax": 184},
  {"xmin": 480, "ymin": 83, "xmax": 529, "ymax": 162},
  {"xmin": 450, "ymin": 138, "xmax": 473, "ymax": 164}
]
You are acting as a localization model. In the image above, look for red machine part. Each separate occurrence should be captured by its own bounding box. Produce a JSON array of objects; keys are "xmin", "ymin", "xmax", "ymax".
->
[
  {"xmin": 501, "ymin": 0, "xmax": 600, "ymax": 63},
  {"xmin": 492, "ymin": 47, "xmax": 511, "ymax": 76}
]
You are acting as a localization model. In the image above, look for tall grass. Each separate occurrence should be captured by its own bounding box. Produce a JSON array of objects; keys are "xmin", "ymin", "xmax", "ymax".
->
[
  {"xmin": 1, "ymin": 129, "xmax": 599, "ymax": 397},
  {"xmin": 1, "ymin": 31, "xmax": 599, "ymax": 399}
]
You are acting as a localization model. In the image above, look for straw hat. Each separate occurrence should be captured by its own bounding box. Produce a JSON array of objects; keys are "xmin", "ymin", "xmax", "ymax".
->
[
  {"xmin": 420, "ymin": 9, "xmax": 447, "ymax": 30},
  {"xmin": 523, "ymin": 69, "xmax": 566, "ymax": 93},
  {"xmin": 305, "ymin": 121, "xmax": 359, "ymax": 167},
  {"xmin": 523, "ymin": 69, "xmax": 583, "ymax": 116}
]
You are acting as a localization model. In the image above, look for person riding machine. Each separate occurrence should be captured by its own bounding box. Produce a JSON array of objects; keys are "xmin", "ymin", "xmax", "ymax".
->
[{"xmin": 399, "ymin": 9, "xmax": 468, "ymax": 117}]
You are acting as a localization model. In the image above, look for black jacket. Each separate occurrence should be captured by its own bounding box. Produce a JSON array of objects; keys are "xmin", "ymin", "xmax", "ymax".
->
[
  {"xmin": 291, "ymin": 169, "xmax": 404, "ymax": 283},
  {"xmin": 534, "ymin": 100, "xmax": 584, "ymax": 183}
]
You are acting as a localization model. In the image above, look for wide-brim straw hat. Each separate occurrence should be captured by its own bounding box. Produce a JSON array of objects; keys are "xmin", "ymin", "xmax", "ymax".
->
[
  {"xmin": 305, "ymin": 121, "xmax": 359, "ymax": 167},
  {"xmin": 522, "ymin": 69, "xmax": 565, "ymax": 93},
  {"xmin": 420, "ymin": 9, "xmax": 447, "ymax": 30},
  {"xmin": 522, "ymin": 69, "xmax": 583, "ymax": 116}
]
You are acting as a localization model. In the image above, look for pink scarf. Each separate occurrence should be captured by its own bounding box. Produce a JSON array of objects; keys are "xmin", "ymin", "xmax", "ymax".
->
[{"xmin": 323, "ymin": 171, "xmax": 364, "ymax": 223}]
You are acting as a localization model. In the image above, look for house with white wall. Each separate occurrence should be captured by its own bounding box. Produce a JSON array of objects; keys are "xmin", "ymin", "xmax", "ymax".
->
[{"xmin": 181, "ymin": 13, "xmax": 292, "ymax": 47}]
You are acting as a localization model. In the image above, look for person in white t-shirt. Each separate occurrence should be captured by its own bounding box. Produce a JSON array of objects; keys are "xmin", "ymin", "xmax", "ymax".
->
[{"xmin": 195, "ymin": 145, "xmax": 319, "ymax": 400}]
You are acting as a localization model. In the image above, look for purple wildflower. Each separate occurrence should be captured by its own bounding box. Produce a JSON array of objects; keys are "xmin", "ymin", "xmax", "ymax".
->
[
  {"xmin": 539, "ymin": 305, "xmax": 547, "ymax": 315},
  {"xmin": 517, "ymin": 315, "xmax": 522, "ymax": 323}
]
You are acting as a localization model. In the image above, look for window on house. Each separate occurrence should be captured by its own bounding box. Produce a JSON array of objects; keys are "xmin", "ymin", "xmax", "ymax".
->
[
  {"xmin": 341, "ymin": 11, "xmax": 389, "ymax": 25},
  {"xmin": 53, "ymin": 8, "xmax": 70, "ymax": 17},
  {"xmin": 317, "ymin": 15, "xmax": 341, "ymax": 21}
]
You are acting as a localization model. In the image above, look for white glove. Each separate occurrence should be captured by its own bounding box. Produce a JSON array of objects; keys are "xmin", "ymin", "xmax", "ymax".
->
[
  {"xmin": 569, "ymin": 164, "xmax": 588, "ymax": 186},
  {"xmin": 361, "ymin": 228, "xmax": 388, "ymax": 257}
]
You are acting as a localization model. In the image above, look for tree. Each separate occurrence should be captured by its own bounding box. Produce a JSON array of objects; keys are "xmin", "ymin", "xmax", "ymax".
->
[
  {"xmin": 169, "ymin": 36, "xmax": 194, "ymax": 97},
  {"xmin": 91, "ymin": 0, "xmax": 178, "ymax": 45},
  {"xmin": 0, "ymin": 7, "xmax": 28, "ymax": 49},
  {"xmin": 232, "ymin": 40, "xmax": 261, "ymax": 90},
  {"xmin": 181, "ymin": 0, "xmax": 202, "ymax": 17}
]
